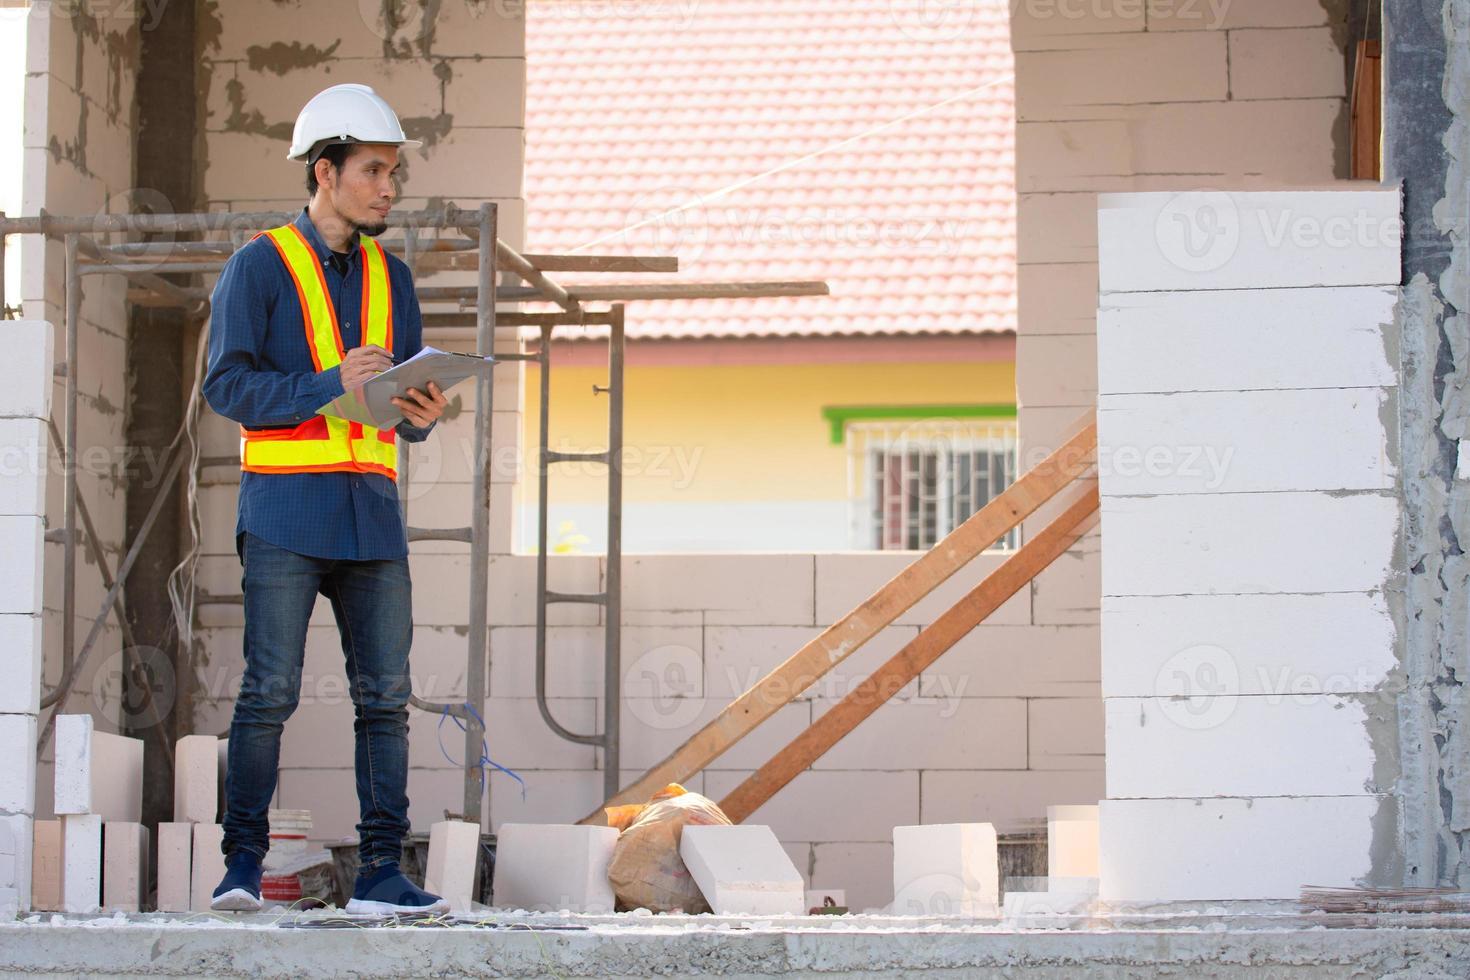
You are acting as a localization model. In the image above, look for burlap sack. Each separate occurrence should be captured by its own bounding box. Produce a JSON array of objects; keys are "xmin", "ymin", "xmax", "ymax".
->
[{"xmin": 605, "ymin": 785, "xmax": 732, "ymax": 912}]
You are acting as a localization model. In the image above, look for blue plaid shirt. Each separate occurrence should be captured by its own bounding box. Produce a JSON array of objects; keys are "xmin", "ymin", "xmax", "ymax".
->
[{"xmin": 203, "ymin": 207, "xmax": 434, "ymax": 561}]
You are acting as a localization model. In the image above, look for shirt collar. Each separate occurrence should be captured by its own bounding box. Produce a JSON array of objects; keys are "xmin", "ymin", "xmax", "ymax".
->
[{"xmin": 295, "ymin": 207, "xmax": 358, "ymax": 265}]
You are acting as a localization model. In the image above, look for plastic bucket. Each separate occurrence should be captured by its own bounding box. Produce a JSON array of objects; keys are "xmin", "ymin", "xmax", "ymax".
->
[{"xmin": 264, "ymin": 808, "xmax": 313, "ymax": 871}]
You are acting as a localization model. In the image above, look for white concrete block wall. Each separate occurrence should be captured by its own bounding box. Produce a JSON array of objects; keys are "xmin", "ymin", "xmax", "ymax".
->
[
  {"xmin": 1011, "ymin": 14, "xmax": 1353, "ymax": 896},
  {"xmin": 1095, "ymin": 188, "xmax": 1402, "ymax": 902}
]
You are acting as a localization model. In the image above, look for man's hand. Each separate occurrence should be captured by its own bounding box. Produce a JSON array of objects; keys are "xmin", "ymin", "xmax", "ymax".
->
[
  {"xmin": 340, "ymin": 344, "xmax": 394, "ymax": 390},
  {"xmin": 393, "ymin": 381, "xmax": 448, "ymax": 428}
]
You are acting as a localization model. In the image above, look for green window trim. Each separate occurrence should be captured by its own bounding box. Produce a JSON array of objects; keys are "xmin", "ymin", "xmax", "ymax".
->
[{"xmin": 821, "ymin": 404, "xmax": 1018, "ymax": 445}]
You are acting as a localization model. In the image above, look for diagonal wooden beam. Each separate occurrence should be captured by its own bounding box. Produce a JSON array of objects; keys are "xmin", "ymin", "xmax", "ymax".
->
[
  {"xmin": 579, "ymin": 417, "xmax": 1096, "ymax": 822},
  {"xmin": 718, "ymin": 483, "xmax": 1101, "ymax": 824}
]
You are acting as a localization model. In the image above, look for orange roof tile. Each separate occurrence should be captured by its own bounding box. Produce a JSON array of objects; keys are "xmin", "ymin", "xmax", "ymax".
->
[{"xmin": 525, "ymin": 0, "xmax": 1016, "ymax": 340}]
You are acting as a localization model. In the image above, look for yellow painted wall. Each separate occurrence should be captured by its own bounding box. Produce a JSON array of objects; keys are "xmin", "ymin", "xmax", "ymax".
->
[{"xmin": 525, "ymin": 357, "xmax": 1017, "ymax": 505}]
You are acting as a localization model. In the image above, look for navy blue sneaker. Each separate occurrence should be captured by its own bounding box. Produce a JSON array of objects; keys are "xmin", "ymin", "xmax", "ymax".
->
[
  {"xmin": 345, "ymin": 863, "xmax": 450, "ymax": 915},
  {"xmin": 211, "ymin": 851, "xmax": 263, "ymax": 912}
]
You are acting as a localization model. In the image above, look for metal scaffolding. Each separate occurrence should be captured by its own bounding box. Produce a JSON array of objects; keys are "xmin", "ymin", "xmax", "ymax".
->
[{"xmin": 0, "ymin": 202, "xmax": 828, "ymax": 824}]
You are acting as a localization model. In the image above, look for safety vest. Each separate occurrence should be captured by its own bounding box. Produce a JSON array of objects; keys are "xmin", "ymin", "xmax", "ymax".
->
[{"xmin": 239, "ymin": 223, "xmax": 398, "ymax": 479}]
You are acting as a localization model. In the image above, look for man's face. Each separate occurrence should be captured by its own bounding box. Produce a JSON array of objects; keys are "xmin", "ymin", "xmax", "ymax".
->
[{"xmin": 319, "ymin": 143, "xmax": 400, "ymax": 236}]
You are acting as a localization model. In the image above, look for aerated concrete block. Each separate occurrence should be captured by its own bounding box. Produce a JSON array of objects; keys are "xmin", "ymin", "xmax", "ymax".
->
[
  {"xmin": 0, "ymin": 814, "xmax": 32, "ymax": 913},
  {"xmin": 156, "ymin": 822, "xmax": 193, "ymax": 912},
  {"xmin": 103, "ymin": 822, "xmax": 149, "ymax": 912},
  {"xmin": 173, "ymin": 735, "xmax": 220, "ymax": 824},
  {"xmin": 60, "ymin": 813, "xmax": 102, "ymax": 913},
  {"xmin": 1047, "ymin": 805, "xmax": 1100, "ymax": 880},
  {"xmin": 679, "ymin": 825, "xmax": 805, "ymax": 916},
  {"xmin": 54, "ymin": 715, "xmax": 144, "ymax": 822},
  {"xmin": 189, "ymin": 824, "xmax": 225, "ymax": 913},
  {"xmin": 892, "ymin": 823, "xmax": 998, "ymax": 917},
  {"xmin": 0, "ymin": 615, "xmax": 43, "ymax": 715},
  {"xmin": 425, "ymin": 820, "xmax": 480, "ymax": 912},
  {"xmin": 492, "ymin": 823, "xmax": 617, "ymax": 913},
  {"xmin": 0, "ymin": 713, "xmax": 37, "ymax": 814},
  {"xmin": 32, "ymin": 819, "xmax": 59, "ymax": 911}
]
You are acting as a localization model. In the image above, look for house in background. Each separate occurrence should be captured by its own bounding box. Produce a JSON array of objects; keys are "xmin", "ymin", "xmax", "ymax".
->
[{"xmin": 521, "ymin": 0, "xmax": 1018, "ymax": 553}]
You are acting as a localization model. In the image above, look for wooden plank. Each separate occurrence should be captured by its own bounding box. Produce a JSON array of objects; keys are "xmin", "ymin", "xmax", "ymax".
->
[
  {"xmin": 1350, "ymin": 40, "xmax": 1381, "ymax": 181},
  {"xmin": 578, "ymin": 418, "xmax": 1097, "ymax": 822},
  {"xmin": 719, "ymin": 485, "xmax": 1101, "ymax": 824}
]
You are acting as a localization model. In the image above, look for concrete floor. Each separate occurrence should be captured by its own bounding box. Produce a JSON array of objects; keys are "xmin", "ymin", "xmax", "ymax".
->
[{"xmin": 1, "ymin": 908, "xmax": 1467, "ymax": 978}]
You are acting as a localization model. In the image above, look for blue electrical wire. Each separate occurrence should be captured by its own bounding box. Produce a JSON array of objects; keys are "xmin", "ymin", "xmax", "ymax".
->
[{"xmin": 437, "ymin": 704, "xmax": 528, "ymax": 801}]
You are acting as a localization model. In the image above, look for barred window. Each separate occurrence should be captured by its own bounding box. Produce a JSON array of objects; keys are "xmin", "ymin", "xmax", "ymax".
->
[{"xmin": 845, "ymin": 419, "xmax": 1018, "ymax": 552}]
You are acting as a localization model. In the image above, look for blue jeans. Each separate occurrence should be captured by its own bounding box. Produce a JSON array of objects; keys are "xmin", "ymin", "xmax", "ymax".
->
[{"xmin": 222, "ymin": 532, "xmax": 413, "ymax": 872}]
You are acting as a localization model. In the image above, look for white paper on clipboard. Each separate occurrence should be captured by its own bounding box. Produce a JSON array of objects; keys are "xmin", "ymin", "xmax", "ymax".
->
[{"xmin": 316, "ymin": 346, "xmax": 494, "ymax": 428}]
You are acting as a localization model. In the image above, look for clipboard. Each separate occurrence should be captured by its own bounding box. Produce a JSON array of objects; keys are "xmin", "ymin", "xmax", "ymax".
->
[{"xmin": 316, "ymin": 346, "xmax": 495, "ymax": 428}]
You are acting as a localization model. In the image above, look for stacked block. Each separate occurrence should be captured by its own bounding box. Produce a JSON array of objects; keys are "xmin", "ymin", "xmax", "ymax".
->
[
  {"xmin": 891, "ymin": 823, "xmax": 998, "ymax": 917},
  {"xmin": 31, "ymin": 820, "xmax": 60, "ymax": 912},
  {"xmin": 189, "ymin": 824, "xmax": 226, "ymax": 913},
  {"xmin": 680, "ymin": 825, "xmax": 805, "ymax": 916},
  {"xmin": 491, "ymin": 824, "xmax": 617, "ymax": 913},
  {"xmin": 53, "ymin": 715, "xmax": 146, "ymax": 912},
  {"xmin": 103, "ymin": 823, "xmax": 149, "ymax": 912},
  {"xmin": 425, "ymin": 820, "xmax": 481, "ymax": 912},
  {"xmin": 1095, "ymin": 189, "xmax": 1401, "ymax": 901},
  {"xmin": 156, "ymin": 823, "xmax": 193, "ymax": 913},
  {"xmin": 0, "ymin": 322, "xmax": 53, "ymax": 914}
]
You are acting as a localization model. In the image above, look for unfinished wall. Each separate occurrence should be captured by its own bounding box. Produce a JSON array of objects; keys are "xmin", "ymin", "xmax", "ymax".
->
[
  {"xmin": 1094, "ymin": 188, "xmax": 1402, "ymax": 901},
  {"xmin": 24, "ymin": 0, "xmax": 140, "ymax": 819}
]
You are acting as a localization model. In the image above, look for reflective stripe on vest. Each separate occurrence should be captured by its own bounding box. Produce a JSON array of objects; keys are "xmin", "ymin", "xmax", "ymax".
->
[{"xmin": 240, "ymin": 224, "xmax": 398, "ymax": 478}]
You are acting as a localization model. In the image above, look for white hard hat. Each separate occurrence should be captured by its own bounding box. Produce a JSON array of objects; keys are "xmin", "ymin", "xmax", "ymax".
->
[{"xmin": 287, "ymin": 83, "xmax": 423, "ymax": 162}]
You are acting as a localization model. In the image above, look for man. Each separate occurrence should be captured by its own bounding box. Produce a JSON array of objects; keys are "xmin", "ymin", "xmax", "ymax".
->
[{"xmin": 202, "ymin": 83, "xmax": 451, "ymax": 914}]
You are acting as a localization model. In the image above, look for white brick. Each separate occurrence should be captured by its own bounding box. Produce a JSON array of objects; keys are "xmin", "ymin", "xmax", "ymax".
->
[
  {"xmin": 156, "ymin": 822, "xmax": 193, "ymax": 912},
  {"xmin": 1101, "ymin": 593, "xmax": 1397, "ymax": 698},
  {"xmin": 1105, "ymin": 694, "xmax": 1376, "ymax": 798},
  {"xmin": 174, "ymin": 735, "xmax": 221, "ymax": 824},
  {"xmin": 1148, "ymin": 0, "xmax": 1332, "ymax": 30},
  {"xmin": 892, "ymin": 823, "xmax": 998, "ymax": 917},
  {"xmin": 0, "ymin": 713, "xmax": 37, "ymax": 814},
  {"xmin": 1029, "ymin": 698, "xmax": 1104, "ymax": 770},
  {"xmin": 703, "ymin": 625, "xmax": 917, "ymax": 702},
  {"xmin": 811, "ymin": 698, "xmax": 1027, "ymax": 771},
  {"xmin": 189, "ymin": 823, "xmax": 225, "ymax": 913},
  {"xmin": 31, "ymin": 819, "xmax": 59, "ymax": 911},
  {"xmin": 1097, "ymin": 286, "xmax": 1398, "ymax": 394},
  {"xmin": 0, "ymin": 517, "xmax": 44, "ymax": 615},
  {"xmin": 0, "ymin": 616, "xmax": 43, "ymax": 715},
  {"xmin": 918, "ymin": 625, "xmax": 1100, "ymax": 700},
  {"xmin": 680, "ymin": 825, "xmax": 805, "ymax": 916},
  {"xmin": 1098, "ymin": 189, "xmax": 1401, "ymax": 293},
  {"xmin": 54, "ymin": 715, "xmax": 143, "ymax": 821},
  {"xmin": 0, "ymin": 419, "xmax": 47, "ymax": 516},
  {"xmin": 624, "ymin": 554, "xmax": 814, "ymax": 626},
  {"xmin": 704, "ymin": 771, "xmax": 919, "ymax": 844},
  {"xmin": 1098, "ymin": 388, "xmax": 1395, "ymax": 495},
  {"xmin": 1047, "ymin": 805, "xmax": 1099, "ymax": 880},
  {"xmin": 1100, "ymin": 796, "xmax": 1385, "ymax": 901},
  {"xmin": 1230, "ymin": 28, "xmax": 1345, "ymax": 101},
  {"xmin": 814, "ymin": 553, "xmax": 1030, "ymax": 628},
  {"xmin": 920, "ymin": 771, "xmax": 1107, "ymax": 833},
  {"xmin": 424, "ymin": 820, "xmax": 480, "ymax": 912},
  {"xmin": 0, "ymin": 320, "xmax": 53, "ymax": 419},
  {"xmin": 0, "ymin": 814, "xmax": 32, "ymax": 912},
  {"xmin": 1016, "ymin": 33, "xmax": 1227, "ymax": 119},
  {"xmin": 1101, "ymin": 492, "xmax": 1397, "ymax": 596},
  {"xmin": 491, "ymin": 823, "xmax": 617, "ymax": 913},
  {"xmin": 102, "ymin": 822, "xmax": 148, "ymax": 912},
  {"xmin": 60, "ymin": 813, "xmax": 101, "ymax": 913}
]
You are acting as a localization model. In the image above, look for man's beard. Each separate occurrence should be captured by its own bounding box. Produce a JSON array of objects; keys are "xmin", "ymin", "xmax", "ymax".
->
[{"xmin": 352, "ymin": 212, "xmax": 389, "ymax": 238}]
